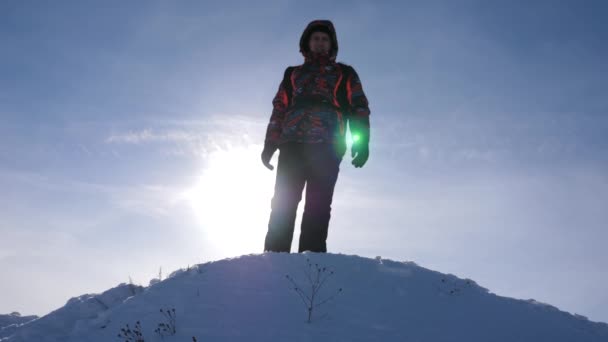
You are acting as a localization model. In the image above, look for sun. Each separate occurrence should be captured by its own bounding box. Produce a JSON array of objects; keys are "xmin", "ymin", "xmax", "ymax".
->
[{"xmin": 181, "ymin": 144, "xmax": 276, "ymax": 256}]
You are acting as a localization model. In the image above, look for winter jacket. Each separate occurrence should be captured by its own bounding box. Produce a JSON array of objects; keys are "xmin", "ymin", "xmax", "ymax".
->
[{"xmin": 264, "ymin": 20, "xmax": 371, "ymax": 158}]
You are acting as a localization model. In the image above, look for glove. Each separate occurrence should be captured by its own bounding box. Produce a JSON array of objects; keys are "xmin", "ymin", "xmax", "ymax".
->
[
  {"xmin": 348, "ymin": 117, "xmax": 369, "ymax": 168},
  {"xmin": 261, "ymin": 142, "xmax": 278, "ymax": 170},
  {"xmin": 351, "ymin": 142, "xmax": 369, "ymax": 168}
]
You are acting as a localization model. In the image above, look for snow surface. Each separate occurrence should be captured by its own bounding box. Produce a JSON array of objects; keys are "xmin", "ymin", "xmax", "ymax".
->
[
  {"xmin": 0, "ymin": 313, "xmax": 38, "ymax": 340},
  {"xmin": 0, "ymin": 312, "xmax": 38, "ymax": 328},
  {"xmin": 2, "ymin": 253, "xmax": 608, "ymax": 341}
]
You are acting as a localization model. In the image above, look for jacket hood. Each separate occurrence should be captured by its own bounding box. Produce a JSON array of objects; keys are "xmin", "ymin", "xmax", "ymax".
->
[{"xmin": 299, "ymin": 20, "xmax": 338, "ymax": 62}]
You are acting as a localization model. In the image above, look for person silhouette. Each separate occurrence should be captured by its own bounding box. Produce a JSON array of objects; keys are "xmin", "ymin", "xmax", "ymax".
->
[{"xmin": 261, "ymin": 19, "xmax": 370, "ymax": 253}]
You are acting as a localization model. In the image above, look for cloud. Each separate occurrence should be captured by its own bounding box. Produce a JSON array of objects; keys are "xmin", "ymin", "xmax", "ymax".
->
[
  {"xmin": 103, "ymin": 115, "xmax": 268, "ymax": 158},
  {"xmin": 0, "ymin": 168, "xmax": 188, "ymax": 220},
  {"xmin": 454, "ymin": 148, "xmax": 496, "ymax": 162},
  {"xmin": 104, "ymin": 128, "xmax": 242, "ymax": 159},
  {"xmin": 105, "ymin": 129, "xmax": 199, "ymax": 144},
  {"xmin": 110, "ymin": 183, "xmax": 187, "ymax": 218}
]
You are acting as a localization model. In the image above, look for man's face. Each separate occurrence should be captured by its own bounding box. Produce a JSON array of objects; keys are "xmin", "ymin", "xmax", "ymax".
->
[{"xmin": 308, "ymin": 31, "xmax": 331, "ymax": 54}]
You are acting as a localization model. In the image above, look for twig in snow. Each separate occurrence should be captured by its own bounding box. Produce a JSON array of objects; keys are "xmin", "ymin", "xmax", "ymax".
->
[{"xmin": 285, "ymin": 257, "xmax": 342, "ymax": 323}]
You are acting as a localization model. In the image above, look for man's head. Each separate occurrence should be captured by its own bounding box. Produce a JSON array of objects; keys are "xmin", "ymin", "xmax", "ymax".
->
[
  {"xmin": 308, "ymin": 30, "xmax": 331, "ymax": 54},
  {"xmin": 299, "ymin": 20, "xmax": 338, "ymax": 59}
]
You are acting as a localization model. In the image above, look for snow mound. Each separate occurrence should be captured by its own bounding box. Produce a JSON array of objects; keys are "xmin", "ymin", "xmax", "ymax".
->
[
  {"xmin": 0, "ymin": 313, "xmax": 38, "ymax": 340},
  {"xmin": 2, "ymin": 283, "xmax": 144, "ymax": 342},
  {"xmin": 3, "ymin": 253, "xmax": 608, "ymax": 341}
]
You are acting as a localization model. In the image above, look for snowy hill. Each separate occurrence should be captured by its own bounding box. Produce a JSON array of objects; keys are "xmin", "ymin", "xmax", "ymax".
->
[
  {"xmin": 0, "ymin": 313, "xmax": 38, "ymax": 340},
  {"xmin": 0, "ymin": 312, "xmax": 38, "ymax": 329},
  {"xmin": 2, "ymin": 253, "xmax": 608, "ymax": 341}
]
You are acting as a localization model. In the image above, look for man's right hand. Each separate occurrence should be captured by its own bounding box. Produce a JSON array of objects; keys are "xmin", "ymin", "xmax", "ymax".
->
[{"xmin": 261, "ymin": 143, "xmax": 278, "ymax": 170}]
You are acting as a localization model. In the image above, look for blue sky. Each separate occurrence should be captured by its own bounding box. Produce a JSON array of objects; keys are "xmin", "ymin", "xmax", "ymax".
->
[{"xmin": 1, "ymin": 0, "xmax": 607, "ymax": 323}]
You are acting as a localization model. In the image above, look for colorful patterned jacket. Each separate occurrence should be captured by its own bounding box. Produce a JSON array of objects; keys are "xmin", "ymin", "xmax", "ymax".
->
[{"xmin": 264, "ymin": 20, "xmax": 371, "ymax": 158}]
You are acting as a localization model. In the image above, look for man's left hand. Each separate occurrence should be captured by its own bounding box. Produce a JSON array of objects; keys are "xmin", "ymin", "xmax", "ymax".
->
[{"xmin": 351, "ymin": 143, "xmax": 369, "ymax": 168}]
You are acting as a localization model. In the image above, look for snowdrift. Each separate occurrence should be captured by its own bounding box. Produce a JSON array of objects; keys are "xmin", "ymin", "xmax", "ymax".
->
[{"xmin": 3, "ymin": 253, "xmax": 607, "ymax": 341}]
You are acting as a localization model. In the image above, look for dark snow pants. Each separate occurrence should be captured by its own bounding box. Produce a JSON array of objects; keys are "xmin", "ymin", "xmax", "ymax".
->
[{"xmin": 264, "ymin": 142, "xmax": 343, "ymax": 253}]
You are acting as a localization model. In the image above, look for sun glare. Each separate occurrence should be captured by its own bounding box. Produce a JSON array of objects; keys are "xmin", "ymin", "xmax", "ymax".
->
[{"xmin": 182, "ymin": 144, "xmax": 276, "ymax": 256}]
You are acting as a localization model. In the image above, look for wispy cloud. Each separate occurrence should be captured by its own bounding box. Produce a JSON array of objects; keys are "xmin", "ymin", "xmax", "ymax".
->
[
  {"xmin": 0, "ymin": 168, "xmax": 187, "ymax": 219},
  {"xmin": 105, "ymin": 129, "xmax": 199, "ymax": 144},
  {"xmin": 103, "ymin": 115, "xmax": 268, "ymax": 158},
  {"xmin": 110, "ymin": 183, "xmax": 187, "ymax": 218}
]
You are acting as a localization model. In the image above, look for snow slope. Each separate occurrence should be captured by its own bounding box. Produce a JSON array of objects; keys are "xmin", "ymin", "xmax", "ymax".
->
[
  {"xmin": 0, "ymin": 313, "xmax": 38, "ymax": 340},
  {"xmin": 0, "ymin": 313, "xmax": 38, "ymax": 329},
  {"xmin": 3, "ymin": 253, "xmax": 608, "ymax": 341}
]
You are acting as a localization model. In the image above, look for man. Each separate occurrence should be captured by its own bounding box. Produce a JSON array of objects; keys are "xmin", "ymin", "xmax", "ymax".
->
[{"xmin": 261, "ymin": 19, "xmax": 371, "ymax": 253}]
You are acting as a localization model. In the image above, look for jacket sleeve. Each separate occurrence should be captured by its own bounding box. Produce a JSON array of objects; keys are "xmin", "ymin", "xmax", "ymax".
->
[
  {"xmin": 264, "ymin": 67, "xmax": 292, "ymax": 146},
  {"xmin": 345, "ymin": 66, "xmax": 371, "ymax": 145}
]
